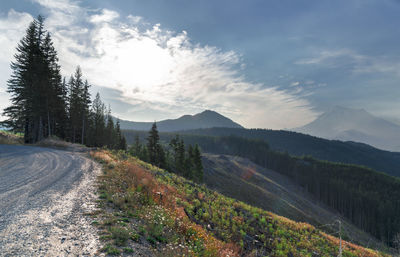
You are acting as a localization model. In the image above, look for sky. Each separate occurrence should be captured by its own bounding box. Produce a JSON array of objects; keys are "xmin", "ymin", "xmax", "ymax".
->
[{"xmin": 0, "ymin": 0, "xmax": 400, "ymax": 129}]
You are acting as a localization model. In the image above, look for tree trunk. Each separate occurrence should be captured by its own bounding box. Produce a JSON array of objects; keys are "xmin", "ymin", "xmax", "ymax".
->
[
  {"xmin": 81, "ymin": 116, "xmax": 85, "ymax": 145},
  {"xmin": 47, "ymin": 110, "xmax": 51, "ymax": 137},
  {"xmin": 38, "ymin": 116, "xmax": 43, "ymax": 142}
]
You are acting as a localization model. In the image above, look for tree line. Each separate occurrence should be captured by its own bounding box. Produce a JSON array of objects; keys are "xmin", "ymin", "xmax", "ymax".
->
[
  {"xmin": 1, "ymin": 16, "xmax": 126, "ymax": 149},
  {"xmin": 162, "ymin": 133, "xmax": 400, "ymax": 246},
  {"xmin": 128, "ymin": 123, "xmax": 203, "ymax": 183}
]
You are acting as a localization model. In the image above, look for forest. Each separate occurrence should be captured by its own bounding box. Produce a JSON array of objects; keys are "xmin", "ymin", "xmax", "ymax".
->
[
  {"xmin": 122, "ymin": 129, "xmax": 400, "ymax": 246},
  {"xmin": 1, "ymin": 16, "xmax": 126, "ymax": 150},
  {"xmin": 128, "ymin": 124, "xmax": 204, "ymax": 183},
  {"xmin": 175, "ymin": 127, "xmax": 400, "ymax": 177}
]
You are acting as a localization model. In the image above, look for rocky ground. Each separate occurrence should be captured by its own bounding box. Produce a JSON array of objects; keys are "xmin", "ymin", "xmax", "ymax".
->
[{"xmin": 0, "ymin": 145, "xmax": 103, "ymax": 256}]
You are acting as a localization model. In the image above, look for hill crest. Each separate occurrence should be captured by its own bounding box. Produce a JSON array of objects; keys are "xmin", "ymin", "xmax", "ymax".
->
[{"xmin": 115, "ymin": 110, "xmax": 243, "ymax": 132}]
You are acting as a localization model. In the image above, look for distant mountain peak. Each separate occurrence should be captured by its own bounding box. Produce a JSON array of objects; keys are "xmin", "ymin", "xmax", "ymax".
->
[
  {"xmin": 294, "ymin": 106, "xmax": 400, "ymax": 152},
  {"xmin": 117, "ymin": 110, "xmax": 243, "ymax": 132}
]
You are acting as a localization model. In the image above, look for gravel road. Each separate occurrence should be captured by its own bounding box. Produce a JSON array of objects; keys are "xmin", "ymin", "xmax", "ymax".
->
[{"xmin": 0, "ymin": 145, "xmax": 102, "ymax": 256}]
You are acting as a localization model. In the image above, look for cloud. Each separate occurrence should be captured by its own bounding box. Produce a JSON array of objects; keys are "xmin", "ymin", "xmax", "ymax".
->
[
  {"xmin": 296, "ymin": 48, "xmax": 400, "ymax": 77},
  {"xmin": 89, "ymin": 9, "xmax": 119, "ymax": 24},
  {"xmin": 0, "ymin": 0, "xmax": 318, "ymax": 129}
]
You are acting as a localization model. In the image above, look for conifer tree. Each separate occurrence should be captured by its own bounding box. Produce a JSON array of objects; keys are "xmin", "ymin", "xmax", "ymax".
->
[
  {"xmin": 193, "ymin": 144, "xmax": 204, "ymax": 183},
  {"xmin": 130, "ymin": 134, "xmax": 141, "ymax": 156},
  {"xmin": 81, "ymin": 80, "xmax": 91, "ymax": 144},
  {"xmin": 169, "ymin": 135, "xmax": 185, "ymax": 175},
  {"xmin": 185, "ymin": 144, "xmax": 194, "ymax": 179},
  {"xmin": 115, "ymin": 120, "xmax": 126, "ymax": 150},
  {"xmin": 2, "ymin": 16, "xmax": 65, "ymax": 143},
  {"xmin": 147, "ymin": 122, "xmax": 160, "ymax": 165},
  {"xmin": 91, "ymin": 93, "xmax": 106, "ymax": 147},
  {"xmin": 105, "ymin": 107, "xmax": 116, "ymax": 148}
]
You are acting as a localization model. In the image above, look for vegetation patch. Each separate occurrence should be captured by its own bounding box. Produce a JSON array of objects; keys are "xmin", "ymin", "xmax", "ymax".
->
[
  {"xmin": 92, "ymin": 149, "xmax": 388, "ymax": 256},
  {"xmin": 0, "ymin": 130, "xmax": 23, "ymax": 145}
]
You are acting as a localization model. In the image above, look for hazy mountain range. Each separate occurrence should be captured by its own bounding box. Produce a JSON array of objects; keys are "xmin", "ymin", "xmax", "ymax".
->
[
  {"xmin": 117, "ymin": 106, "xmax": 400, "ymax": 152},
  {"xmin": 115, "ymin": 110, "xmax": 243, "ymax": 131},
  {"xmin": 294, "ymin": 106, "xmax": 400, "ymax": 152}
]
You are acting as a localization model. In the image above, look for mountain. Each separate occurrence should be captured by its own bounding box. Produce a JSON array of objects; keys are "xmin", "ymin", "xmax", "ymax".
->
[
  {"xmin": 116, "ymin": 110, "xmax": 243, "ymax": 131},
  {"xmin": 294, "ymin": 106, "xmax": 400, "ymax": 152}
]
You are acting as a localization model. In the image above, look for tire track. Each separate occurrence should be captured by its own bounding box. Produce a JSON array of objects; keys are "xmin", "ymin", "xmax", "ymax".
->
[{"xmin": 0, "ymin": 145, "xmax": 102, "ymax": 256}]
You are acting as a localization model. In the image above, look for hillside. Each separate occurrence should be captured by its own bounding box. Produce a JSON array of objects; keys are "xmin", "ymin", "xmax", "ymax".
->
[
  {"xmin": 161, "ymin": 127, "xmax": 400, "ymax": 178},
  {"xmin": 122, "ymin": 130, "xmax": 400, "ymax": 246},
  {"xmin": 91, "ymin": 149, "xmax": 388, "ymax": 256},
  {"xmin": 294, "ymin": 106, "xmax": 400, "ymax": 152},
  {"xmin": 116, "ymin": 110, "xmax": 243, "ymax": 131},
  {"xmin": 202, "ymin": 153, "xmax": 387, "ymax": 251}
]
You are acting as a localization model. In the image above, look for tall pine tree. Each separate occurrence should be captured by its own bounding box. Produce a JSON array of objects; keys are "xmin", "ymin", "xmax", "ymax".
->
[{"xmin": 2, "ymin": 16, "xmax": 66, "ymax": 143}]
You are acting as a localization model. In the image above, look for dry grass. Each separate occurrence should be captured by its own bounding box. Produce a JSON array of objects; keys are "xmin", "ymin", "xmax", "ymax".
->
[
  {"xmin": 92, "ymin": 149, "xmax": 389, "ymax": 257},
  {"xmin": 92, "ymin": 150, "xmax": 240, "ymax": 256},
  {"xmin": 35, "ymin": 136, "xmax": 88, "ymax": 151},
  {"xmin": 0, "ymin": 130, "xmax": 23, "ymax": 145}
]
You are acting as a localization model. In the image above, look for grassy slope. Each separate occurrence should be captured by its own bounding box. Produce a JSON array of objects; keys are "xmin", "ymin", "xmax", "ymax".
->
[
  {"xmin": 202, "ymin": 154, "xmax": 388, "ymax": 252},
  {"xmin": 91, "ymin": 150, "xmax": 387, "ymax": 257}
]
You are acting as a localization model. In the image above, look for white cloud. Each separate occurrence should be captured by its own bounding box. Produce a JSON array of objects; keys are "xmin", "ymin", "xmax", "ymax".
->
[
  {"xmin": 0, "ymin": 0, "xmax": 317, "ymax": 128},
  {"xmin": 295, "ymin": 49, "xmax": 366, "ymax": 66},
  {"xmin": 89, "ymin": 9, "xmax": 119, "ymax": 24},
  {"xmin": 127, "ymin": 15, "xmax": 142, "ymax": 24},
  {"xmin": 296, "ymin": 48, "xmax": 400, "ymax": 77}
]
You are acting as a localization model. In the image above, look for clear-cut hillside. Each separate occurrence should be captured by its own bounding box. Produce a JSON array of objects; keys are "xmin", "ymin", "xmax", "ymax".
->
[
  {"xmin": 294, "ymin": 106, "xmax": 400, "ymax": 152},
  {"xmin": 202, "ymin": 153, "xmax": 387, "ymax": 251},
  {"xmin": 116, "ymin": 110, "xmax": 243, "ymax": 132}
]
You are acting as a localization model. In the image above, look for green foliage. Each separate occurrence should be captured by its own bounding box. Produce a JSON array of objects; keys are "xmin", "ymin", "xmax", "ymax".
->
[
  {"xmin": 1, "ymin": 16, "xmax": 127, "ymax": 149},
  {"xmin": 129, "ymin": 132, "xmax": 204, "ymax": 184},
  {"xmin": 1, "ymin": 16, "xmax": 67, "ymax": 143},
  {"xmin": 110, "ymin": 226, "xmax": 130, "ymax": 246},
  {"xmin": 101, "ymin": 244, "xmax": 120, "ymax": 255}
]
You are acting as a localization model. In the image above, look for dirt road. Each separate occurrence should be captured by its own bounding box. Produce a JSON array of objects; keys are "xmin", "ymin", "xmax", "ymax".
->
[{"xmin": 0, "ymin": 145, "xmax": 101, "ymax": 256}]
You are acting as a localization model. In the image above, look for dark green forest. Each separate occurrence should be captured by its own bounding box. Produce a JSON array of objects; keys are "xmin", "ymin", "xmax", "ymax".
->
[
  {"xmin": 1, "ymin": 16, "xmax": 126, "ymax": 149},
  {"xmin": 128, "ymin": 124, "xmax": 204, "ymax": 183},
  {"xmin": 177, "ymin": 127, "xmax": 400, "ymax": 177},
  {"xmin": 123, "ymin": 129, "xmax": 400, "ymax": 246}
]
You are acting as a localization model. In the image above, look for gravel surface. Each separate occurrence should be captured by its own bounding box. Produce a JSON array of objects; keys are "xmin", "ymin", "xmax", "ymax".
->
[{"xmin": 0, "ymin": 145, "xmax": 102, "ymax": 256}]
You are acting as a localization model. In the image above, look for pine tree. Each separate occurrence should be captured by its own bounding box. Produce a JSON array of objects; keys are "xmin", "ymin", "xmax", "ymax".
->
[
  {"xmin": 130, "ymin": 134, "xmax": 141, "ymax": 156},
  {"xmin": 91, "ymin": 93, "xmax": 106, "ymax": 147},
  {"xmin": 169, "ymin": 135, "xmax": 185, "ymax": 175},
  {"xmin": 115, "ymin": 120, "xmax": 126, "ymax": 150},
  {"xmin": 105, "ymin": 107, "xmax": 116, "ymax": 148},
  {"xmin": 147, "ymin": 122, "xmax": 160, "ymax": 165},
  {"xmin": 193, "ymin": 144, "xmax": 204, "ymax": 183},
  {"xmin": 81, "ymin": 80, "xmax": 91, "ymax": 144},
  {"xmin": 185, "ymin": 144, "xmax": 194, "ymax": 179},
  {"xmin": 2, "ymin": 19, "xmax": 39, "ymax": 140},
  {"xmin": 2, "ymin": 16, "xmax": 65, "ymax": 143},
  {"xmin": 68, "ymin": 67, "xmax": 84, "ymax": 142}
]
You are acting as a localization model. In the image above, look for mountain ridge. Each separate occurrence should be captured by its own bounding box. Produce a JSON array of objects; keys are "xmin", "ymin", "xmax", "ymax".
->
[{"xmin": 115, "ymin": 110, "xmax": 243, "ymax": 131}]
